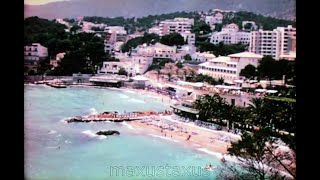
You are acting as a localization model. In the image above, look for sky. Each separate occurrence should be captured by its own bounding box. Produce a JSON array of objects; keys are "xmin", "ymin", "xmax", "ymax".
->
[{"xmin": 25, "ymin": 0, "xmax": 70, "ymax": 5}]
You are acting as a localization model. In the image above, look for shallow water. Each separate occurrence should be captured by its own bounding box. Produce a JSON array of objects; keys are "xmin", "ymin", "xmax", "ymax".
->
[{"xmin": 24, "ymin": 85, "xmax": 222, "ymax": 180}]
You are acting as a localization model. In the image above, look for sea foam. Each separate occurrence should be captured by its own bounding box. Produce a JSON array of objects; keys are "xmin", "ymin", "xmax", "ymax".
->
[
  {"xmin": 48, "ymin": 130, "xmax": 57, "ymax": 134},
  {"xmin": 82, "ymin": 130, "xmax": 98, "ymax": 138},
  {"xmin": 149, "ymin": 134, "xmax": 179, "ymax": 143},
  {"xmin": 122, "ymin": 122, "xmax": 134, "ymax": 129},
  {"xmin": 89, "ymin": 108, "xmax": 98, "ymax": 115}
]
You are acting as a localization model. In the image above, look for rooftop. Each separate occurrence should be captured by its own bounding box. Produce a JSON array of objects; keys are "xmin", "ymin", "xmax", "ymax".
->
[
  {"xmin": 228, "ymin": 52, "xmax": 263, "ymax": 58},
  {"xmin": 209, "ymin": 56, "xmax": 231, "ymax": 63},
  {"xmin": 152, "ymin": 42, "xmax": 176, "ymax": 49}
]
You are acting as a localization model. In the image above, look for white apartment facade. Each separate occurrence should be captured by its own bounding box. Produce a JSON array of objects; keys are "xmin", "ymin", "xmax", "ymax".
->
[
  {"xmin": 133, "ymin": 43, "xmax": 177, "ymax": 60},
  {"xmin": 98, "ymin": 61, "xmax": 135, "ymax": 76},
  {"xmin": 148, "ymin": 26, "xmax": 162, "ymax": 36},
  {"xmin": 191, "ymin": 52, "xmax": 216, "ymax": 62},
  {"xmin": 210, "ymin": 23, "xmax": 251, "ymax": 45},
  {"xmin": 159, "ymin": 18, "xmax": 194, "ymax": 36},
  {"xmin": 152, "ymin": 43, "xmax": 177, "ymax": 59},
  {"xmin": 98, "ymin": 54, "xmax": 153, "ymax": 76},
  {"xmin": 131, "ymin": 55, "xmax": 154, "ymax": 74},
  {"xmin": 180, "ymin": 31, "xmax": 196, "ymax": 45},
  {"xmin": 198, "ymin": 52, "xmax": 263, "ymax": 80},
  {"xmin": 24, "ymin": 43, "xmax": 48, "ymax": 61},
  {"xmin": 249, "ymin": 25, "xmax": 296, "ymax": 60},
  {"xmin": 205, "ymin": 12, "xmax": 223, "ymax": 26}
]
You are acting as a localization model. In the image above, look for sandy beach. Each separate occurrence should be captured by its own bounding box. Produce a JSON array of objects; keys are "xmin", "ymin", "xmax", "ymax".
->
[
  {"xmin": 128, "ymin": 115, "xmax": 241, "ymax": 155},
  {"xmin": 121, "ymin": 87, "xmax": 179, "ymax": 106}
]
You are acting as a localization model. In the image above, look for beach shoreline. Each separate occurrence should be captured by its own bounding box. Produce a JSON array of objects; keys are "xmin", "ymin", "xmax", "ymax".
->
[{"xmin": 127, "ymin": 115, "xmax": 240, "ymax": 155}]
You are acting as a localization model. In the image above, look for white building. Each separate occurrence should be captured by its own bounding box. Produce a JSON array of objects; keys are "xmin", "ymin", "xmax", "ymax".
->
[
  {"xmin": 98, "ymin": 54, "xmax": 153, "ymax": 76},
  {"xmin": 178, "ymin": 44, "xmax": 197, "ymax": 55},
  {"xmin": 131, "ymin": 55, "xmax": 154, "ymax": 74},
  {"xmin": 148, "ymin": 26, "xmax": 162, "ymax": 36},
  {"xmin": 249, "ymin": 25, "xmax": 296, "ymax": 60},
  {"xmin": 152, "ymin": 43, "xmax": 177, "ymax": 59},
  {"xmin": 198, "ymin": 52, "xmax": 263, "ymax": 80},
  {"xmin": 24, "ymin": 43, "xmax": 48, "ymax": 61},
  {"xmin": 159, "ymin": 18, "xmax": 194, "ymax": 36},
  {"xmin": 127, "ymin": 33, "xmax": 144, "ymax": 41},
  {"xmin": 133, "ymin": 43, "xmax": 177, "ymax": 60},
  {"xmin": 180, "ymin": 31, "xmax": 196, "ymax": 45},
  {"xmin": 191, "ymin": 52, "xmax": 216, "ymax": 62},
  {"xmin": 210, "ymin": 23, "xmax": 251, "ymax": 45},
  {"xmin": 98, "ymin": 61, "xmax": 135, "ymax": 76},
  {"xmin": 205, "ymin": 12, "xmax": 223, "ymax": 26}
]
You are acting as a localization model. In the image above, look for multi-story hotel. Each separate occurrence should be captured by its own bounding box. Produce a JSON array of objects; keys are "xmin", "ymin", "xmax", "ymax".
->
[
  {"xmin": 24, "ymin": 43, "xmax": 48, "ymax": 71},
  {"xmin": 210, "ymin": 23, "xmax": 251, "ymax": 45},
  {"xmin": 159, "ymin": 18, "xmax": 194, "ymax": 36},
  {"xmin": 198, "ymin": 52, "xmax": 263, "ymax": 80},
  {"xmin": 24, "ymin": 43, "xmax": 48, "ymax": 61},
  {"xmin": 249, "ymin": 25, "xmax": 296, "ymax": 60}
]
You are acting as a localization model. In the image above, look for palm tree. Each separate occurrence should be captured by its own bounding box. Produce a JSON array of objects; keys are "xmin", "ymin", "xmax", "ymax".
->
[
  {"xmin": 194, "ymin": 94, "xmax": 227, "ymax": 123},
  {"xmin": 218, "ymin": 77, "xmax": 224, "ymax": 85},
  {"xmin": 248, "ymin": 98, "xmax": 268, "ymax": 127}
]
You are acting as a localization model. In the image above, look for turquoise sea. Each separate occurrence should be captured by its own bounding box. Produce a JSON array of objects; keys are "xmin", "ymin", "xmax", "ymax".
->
[{"xmin": 24, "ymin": 85, "xmax": 222, "ymax": 180}]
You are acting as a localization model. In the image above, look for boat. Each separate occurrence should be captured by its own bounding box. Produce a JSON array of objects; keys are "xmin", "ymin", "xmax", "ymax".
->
[{"xmin": 47, "ymin": 83, "xmax": 67, "ymax": 88}]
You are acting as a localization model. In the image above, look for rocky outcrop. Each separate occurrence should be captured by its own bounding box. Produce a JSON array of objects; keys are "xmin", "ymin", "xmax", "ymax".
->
[{"xmin": 96, "ymin": 130, "xmax": 120, "ymax": 136}]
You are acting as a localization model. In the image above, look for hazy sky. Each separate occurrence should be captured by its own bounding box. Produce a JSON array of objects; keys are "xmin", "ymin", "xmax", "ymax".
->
[{"xmin": 25, "ymin": 0, "xmax": 70, "ymax": 5}]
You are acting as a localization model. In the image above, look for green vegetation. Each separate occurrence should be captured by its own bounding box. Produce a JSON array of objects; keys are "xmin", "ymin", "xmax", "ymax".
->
[
  {"xmin": 193, "ymin": 94, "xmax": 296, "ymax": 179},
  {"xmin": 253, "ymin": 56, "xmax": 296, "ymax": 85},
  {"xmin": 196, "ymin": 42, "xmax": 247, "ymax": 55},
  {"xmin": 118, "ymin": 67, "xmax": 128, "ymax": 76},
  {"xmin": 219, "ymin": 128, "xmax": 296, "ymax": 179},
  {"xmin": 147, "ymin": 58, "xmax": 174, "ymax": 71},
  {"xmin": 160, "ymin": 33, "xmax": 185, "ymax": 46},
  {"xmin": 25, "ymin": 17, "xmax": 109, "ymax": 75},
  {"xmin": 240, "ymin": 64, "xmax": 257, "ymax": 79},
  {"xmin": 83, "ymin": 12, "xmax": 200, "ymax": 33},
  {"xmin": 135, "ymin": 11, "xmax": 200, "ymax": 31},
  {"xmin": 265, "ymin": 96, "xmax": 296, "ymax": 103},
  {"xmin": 188, "ymin": 74, "xmax": 224, "ymax": 86},
  {"xmin": 83, "ymin": 16, "xmax": 136, "ymax": 33},
  {"xmin": 194, "ymin": 95, "xmax": 296, "ymax": 135},
  {"xmin": 183, "ymin": 54, "xmax": 192, "ymax": 60},
  {"xmin": 121, "ymin": 33, "xmax": 160, "ymax": 52},
  {"xmin": 24, "ymin": 16, "xmax": 69, "ymax": 57},
  {"xmin": 191, "ymin": 20, "xmax": 212, "ymax": 42},
  {"xmin": 222, "ymin": 11, "xmax": 295, "ymax": 30}
]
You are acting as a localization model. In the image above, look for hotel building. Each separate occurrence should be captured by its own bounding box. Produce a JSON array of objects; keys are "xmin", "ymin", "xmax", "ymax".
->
[
  {"xmin": 198, "ymin": 52, "xmax": 263, "ymax": 80},
  {"xmin": 249, "ymin": 25, "xmax": 296, "ymax": 60}
]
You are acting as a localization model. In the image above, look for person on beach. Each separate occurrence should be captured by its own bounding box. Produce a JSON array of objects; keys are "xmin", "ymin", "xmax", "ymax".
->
[{"xmin": 186, "ymin": 134, "xmax": 191, "ymax": 141}]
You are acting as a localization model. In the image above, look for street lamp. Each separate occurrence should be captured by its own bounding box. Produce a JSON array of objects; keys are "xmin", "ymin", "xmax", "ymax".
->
[{"xmin": 196, "ymin": 114, "xmax": 199, "ymax": 120}]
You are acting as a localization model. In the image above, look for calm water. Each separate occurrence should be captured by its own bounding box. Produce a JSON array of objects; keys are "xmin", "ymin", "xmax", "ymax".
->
[{"xmin": 24, "ymin": 85, "xmax": 221, "ymax": 180}]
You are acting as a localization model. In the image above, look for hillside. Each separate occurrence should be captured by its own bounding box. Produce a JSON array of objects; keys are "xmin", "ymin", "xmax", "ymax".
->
[{"xmin": 24, "ymin": 0, "xmax": 296, "ymax": 20}]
